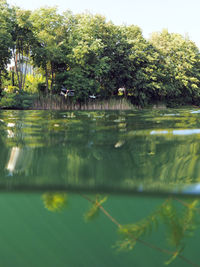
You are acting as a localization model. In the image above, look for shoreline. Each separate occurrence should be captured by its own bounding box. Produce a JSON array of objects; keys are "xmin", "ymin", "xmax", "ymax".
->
[{"xmin": 1, "ymin": 95, "xmax": 199, "ymax": 111}]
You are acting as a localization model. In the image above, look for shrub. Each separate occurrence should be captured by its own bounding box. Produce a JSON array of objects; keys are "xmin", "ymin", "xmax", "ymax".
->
[{"xmin": 0, "ymin": 90, "xmax": 36, "ymax": 109}]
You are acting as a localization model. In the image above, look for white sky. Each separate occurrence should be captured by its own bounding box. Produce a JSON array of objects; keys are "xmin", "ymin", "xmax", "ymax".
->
[{"xmin": 7, "ymin": 0, "xmax": 200, "ymax": 48}]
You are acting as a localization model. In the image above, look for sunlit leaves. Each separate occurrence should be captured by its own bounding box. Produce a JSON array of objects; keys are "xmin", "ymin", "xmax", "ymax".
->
[
  {"xmin": 1, "ymin": 3, "xmax": 200, "ymax": 106},
  {"xmin": 149, "ymin": 29, "xmax": 200, "ymax": 104},
  {"xmin": 165, "ymin": 248, "xmax": 183, "ymax": 265},
  {"xmin": 30, "ymin": 7, "xmax": 67, "ymax": 92}
]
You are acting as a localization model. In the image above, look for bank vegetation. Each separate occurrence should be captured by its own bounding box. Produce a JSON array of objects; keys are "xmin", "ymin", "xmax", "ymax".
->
[{"xmin": 1, "ymin": 0, "xmax": 200, "ymax": 109}]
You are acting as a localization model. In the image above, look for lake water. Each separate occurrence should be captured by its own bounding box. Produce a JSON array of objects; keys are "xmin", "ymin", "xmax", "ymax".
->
[{"xmin": 0, "ymin": 109, "xmax": 200, "ymax": 266}]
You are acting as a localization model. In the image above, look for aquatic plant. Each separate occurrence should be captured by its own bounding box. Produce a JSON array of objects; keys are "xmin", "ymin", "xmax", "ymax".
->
[
  {"xmin": 84, "ymin": 195, "xmax": 108, "ymax": 221},
  {"xmin": 42, "ymin": 193, "xmax": 200, "ymax": 266},
  {"xmin": 116, "ymin": 198, "xmax": 199, "ymax": 265},
  {"xmin": 42, "ymin": 192, "xmax": 67, "ymax": 212}
]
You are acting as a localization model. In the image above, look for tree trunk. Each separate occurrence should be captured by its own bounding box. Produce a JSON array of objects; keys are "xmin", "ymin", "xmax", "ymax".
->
[
  {"xmin": 22, "ymin": 57, "xmax": 28, "ymax": 90},
  {"xmin": 0, "ymin": 70, "xmax": 2, "ymax": 94},
  {"xmin": 50, "ymin": 62, "xmax": 54, "ymax": 92},
  {"xmin": 19, "ymin": 46, "xmax": 23, "ymax": 90},
  {"xmin": 14, "ymin": 50, "xmax": 21, "ymax": 90},
  {"xmin": 45, "ymin": 64, "xmax": 49, "ymax": 95},
  {"xmin": 11, "ymin": 69, "xmax": 15, "ymax": 86}
]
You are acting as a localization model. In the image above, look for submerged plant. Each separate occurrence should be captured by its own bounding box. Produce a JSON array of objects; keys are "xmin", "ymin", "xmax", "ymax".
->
[
  {"xmin": 116, "ymin": 198, "xmax": 199, "ymax": 265},
  {"xmin": 42, "ymin": 192, "xmax": 67, "ymax": 212},
  {"xmin": 84, "ymin": 195, "xmax": 108, "ymax": 221},
  {"xmin": 42, "ymin": 193, "xmax": 200, "ymax": 266}
]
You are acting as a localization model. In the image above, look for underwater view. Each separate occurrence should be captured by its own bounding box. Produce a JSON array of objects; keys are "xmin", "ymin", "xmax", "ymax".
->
[{"xmin": 0, "ymin": 109, "xmax": 200, "ymax": 266}]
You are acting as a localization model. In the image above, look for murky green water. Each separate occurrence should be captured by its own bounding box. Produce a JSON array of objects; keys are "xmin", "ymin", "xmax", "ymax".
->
[{"xmin": 0, "ymin": 109, "xmax": 200, "ymax": 266}]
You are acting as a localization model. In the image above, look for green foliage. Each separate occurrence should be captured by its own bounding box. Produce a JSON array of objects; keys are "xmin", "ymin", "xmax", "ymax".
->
[
  {"xmin": 25, "ymin": 74, "xmax": 45, "ymax": 93},
  {"xmin": 1, "ymin": 3, "xmax": 200, "ymax": 107},
  {"xmin": 0, "ymin": 92, "xmax": 16, "ymax": 108},
  {"xmin": 160, "ymin": 199, "xmax": 198, "ymax": 249},
  {"xmin": 30, "ymin": 6, "xmax": 67, "ymax": 93},
  {"xmin": 117, "ymin": 206, "xmax": 160, "ymax": 251},
  {"xmin": 40, "ymin": 191, "xmax": 200, "ymax": 265},
  {"xmin": 116, "ymin": 199, "xmax": 199, "ymax": 265},
  {"xmin": 164, "ymin": 248, "xmax": 183, "ymax": 265},
  {"xmin": 0, "ymin": 89, "xmax": 35, "ymax": 109},
  {"xmin": 42, "ymin": 192, "xmax": 68, "ymax": 212},
  {"xmin": 84, "ymin": 195, "xmax": 107, "ymax": 221},
  {"xmin": 11, "ymin": 7, "xmax": 36, "ymax": 90},
  {"xmin": 150, "ymin": 30, "xmax": 200, "ymax": 105},
  {"xmin": 0, "ymin": 0, "xmax": 13, "ymax": 90}
]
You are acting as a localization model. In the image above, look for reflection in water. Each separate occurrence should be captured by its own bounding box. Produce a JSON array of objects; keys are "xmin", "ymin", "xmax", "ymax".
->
[
  {"xmin": 7, "ymin": 129, "xmax": 14, "ymax": 138},
  {"xmin": 7, "ymin": 122, "xmax": 15, "ymax": 128},
  {"xmin": 114, "ymin": 140, "xmax": 125, "ymax": 148},
  {"xmin": 5, "ymin": 146, "xmax": 34, "ymax": 177},
  {"xmin": 183, "ymin": 183, "xmax": 200, "ymax": 194},
  {"xmin": 151, "ymin": 129, "xmax": 200, "ymax": 135},
  {"xmin": 150, "ymin": 130, "xmax": 169, "ymax": 135},
  {"xmin": 1, "ymin": 109, "xmax": 200, "ymax": 193},
  {"xmin": 6, "ymin": 147, "xmax": 20, "ymax": 175},
  {"xmin": 190, "ymin": 110, "xmax": 200, "ymax": 114}
]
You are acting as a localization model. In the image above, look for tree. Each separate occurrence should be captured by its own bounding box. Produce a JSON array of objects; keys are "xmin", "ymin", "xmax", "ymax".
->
[
  {"xmin": 10, "ymin": 7, "xmax": 36, "ymax": 90},
  {"xmin": 0, "ymin": 0, "xmax": 13, "ymax": 92},
  {"xmin": 150, "ymin": 29, "xmax": 200, "ymax": 105},
  {"xmin": 62, "ymin": 12, "xmax": 110, "ymax": 100},
  {"xmin": 30, "ymin": 7, "xmax": 67, "ymax": 93}
]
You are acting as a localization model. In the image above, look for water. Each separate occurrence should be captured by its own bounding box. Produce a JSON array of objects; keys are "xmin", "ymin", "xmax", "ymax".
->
[{"xmin": 0, "ymin": 109, "xmax": 200, "ymax": 266}]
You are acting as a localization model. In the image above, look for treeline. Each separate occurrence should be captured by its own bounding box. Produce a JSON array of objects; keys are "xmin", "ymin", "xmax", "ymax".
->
[{"xmin": 1, "ymin": 0, "xmax": 200, "ymax": 108}]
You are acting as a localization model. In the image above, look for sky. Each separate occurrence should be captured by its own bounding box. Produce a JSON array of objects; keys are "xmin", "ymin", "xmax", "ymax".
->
[{"xmin": 7, "ymin": 0, "xmax": 200, "ymax": 48}]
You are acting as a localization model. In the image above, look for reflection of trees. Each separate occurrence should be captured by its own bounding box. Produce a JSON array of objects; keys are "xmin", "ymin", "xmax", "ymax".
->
[
  {"xmin": 0, "ymin": 135, "xmax": 8, "ymax": 173},
  {"xmin": 1, "ymin": 109, "xmax": 200, "ymax": 191},
  {"xmin": 5, "ymin": 146, "xmax": 34, "ymax": 176},
  {"xmin": 6, "ymin": 147, "xmax": 20, "ymax": 175},
  {"xmin": 42, "ymin": 193, "xmax": 200, "ymax": 266}
]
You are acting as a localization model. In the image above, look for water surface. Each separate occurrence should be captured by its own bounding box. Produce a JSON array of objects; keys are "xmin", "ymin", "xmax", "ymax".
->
[{"xmin": 1, "ymin": 108, "xmax": 200, "ymax": 194}]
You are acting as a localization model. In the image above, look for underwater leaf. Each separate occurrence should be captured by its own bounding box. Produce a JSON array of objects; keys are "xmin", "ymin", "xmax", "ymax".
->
[
  {"xmin": 118, "ymin": 224, "xmax": 140, "ymax": 237},
  {"xmin": 84, "ymin": 203, "xmax": 99, "ymax": 221},
  {"xmin": 164, "ymin": 248, "xmax": 183, "ymax": 265},
  {"xmin": 98, "ymin": 196, "xmax": 108, "ymax": 206},
  {"xmin": 84, "ymin": 195, "xmax": 108, "ymax": 221},
  {"xmin": 181, "ymin": 199, "xmax": 199, "ymax": 237},
  {"xmin": 159, "ymin": 201, "xmax": 185, "ymax": 248},
  {"xmin": 116, "ymin": 216, "xmax": 160, "ymax": 252},
  {"xmin": 116, "ymin": 209, "xmax": 162, "ymax": 253},
  {"xmin": 188, "ymin": 199, "xmax": 199, "ymax": 209},
  {"xmin": 114, "ymin": 238, "xmax": 137, "ymax": 251},
  {"xmin": 159, "ymin": 199, "xmax": 199, "ymax": 250},
  {"xmin": 42, "ymin": 192, "xmax": 68, "ymax": 212}
]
